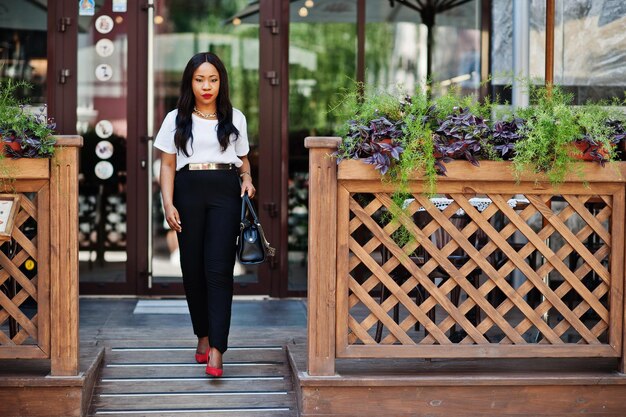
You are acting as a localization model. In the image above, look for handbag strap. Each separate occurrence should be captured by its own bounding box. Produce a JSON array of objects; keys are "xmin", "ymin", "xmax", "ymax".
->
[
  {"xmin": 239, "ymin": 188, "xmax": 276, "ymax": 257},
  {"xmin": 241, "ymin": 192, "xmax": 260, "ymax": 224}
]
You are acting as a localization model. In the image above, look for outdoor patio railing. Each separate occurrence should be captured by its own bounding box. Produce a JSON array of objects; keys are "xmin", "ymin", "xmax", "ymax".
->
[
  {"xmin": 306, "ymin": 136, "xmax": 626, "ymax": 376},
  {"xmin": 0, "ymin": 137, "xmax": 81, "ymax": 376}
]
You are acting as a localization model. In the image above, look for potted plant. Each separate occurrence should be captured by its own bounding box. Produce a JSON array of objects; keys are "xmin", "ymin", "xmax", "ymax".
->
[
  {"xmin": 0, "ymin": 79, "xmax": 56, "ymax": 159},
  {"xmin": 511, "ymin": 85, "xmax": 625, "ymax": 185},
  {"xmin": 333, "ymin": 81, "xmax": 626, "ymax": 197}
]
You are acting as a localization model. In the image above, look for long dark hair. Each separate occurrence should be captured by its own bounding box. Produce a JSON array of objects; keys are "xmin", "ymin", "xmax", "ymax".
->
[{"xmin": 174, "ymin": 52, "xmax": 239, "ymax": 156}]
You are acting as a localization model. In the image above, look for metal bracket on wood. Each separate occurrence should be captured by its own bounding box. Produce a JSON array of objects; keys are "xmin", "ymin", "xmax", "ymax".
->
[
  {"xmin": 58, "ymin": 17, "xmax": 71, "ymax": 32},
  {"xmin": 59, "ymin": 69, "xmax": 71, "ymax": 85},
  {"xmin": 265, "ymin": 19, "xmax": 279, "ymax": 34},
  {"xmin": 265, "ymin": 71, "xmax": 279, "ymax": 86}
]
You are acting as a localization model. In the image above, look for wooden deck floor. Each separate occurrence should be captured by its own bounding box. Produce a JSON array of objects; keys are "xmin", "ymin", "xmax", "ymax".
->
[
  {"xmin": 80, "ymin": 298, "xmax": 308, "ymax": 417},
  {"xmin": 90, "ymin": 341, "xmax": 297, "ymax": 417}
]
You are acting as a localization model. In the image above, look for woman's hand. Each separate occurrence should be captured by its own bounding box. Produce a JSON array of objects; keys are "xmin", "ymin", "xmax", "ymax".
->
[
  {"xmin": 164, "ymin": 204, "xmax": 182, "ymax": 232},
  {"xmin": 241, "ymin": 177, "xmax": 256, "ymax": 198}
]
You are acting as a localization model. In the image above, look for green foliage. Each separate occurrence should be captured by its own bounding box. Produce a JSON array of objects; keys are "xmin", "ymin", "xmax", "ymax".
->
[
  {"xmin": 0, "ymin": 79, "xmax": 56, "ymax": 158},
  {"xmin": 513, "ymin": 86, "xmax": 584, "ymax": 184},
  {"xmin": 392, "ymin": 87, "xmax": 437, "ymax": 195},
  {"xmin": 335, "ymin": 81, "xmax": 626, "ymax": 191}
]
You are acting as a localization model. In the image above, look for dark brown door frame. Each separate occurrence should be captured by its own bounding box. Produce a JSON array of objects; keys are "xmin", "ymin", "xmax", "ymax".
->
[
  {"xmin": 48, "ymin": 0, "xmax": 144, "ymax": 295},
  {"xmin": 131, "ymin": 1, "xmax": 150, "ymax": 295},
  {"xmin": 259, "ymin": 0, "xmax": 289, "ymax": 297},
  {"xmin": 144, "ymin": 1, "xmax": 286, "ymax": 296},
  {"xmin": 47, "ymin": 0, "xmax": 77, "ymax": 135}
]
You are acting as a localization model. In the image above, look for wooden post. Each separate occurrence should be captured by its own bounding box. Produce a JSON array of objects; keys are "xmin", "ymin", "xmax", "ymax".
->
[
  {"xmin": 545, "ymin": 0, "xmax": 555, "ymax": 93},
  {"xmin": 49, "ymin": 137, "xmax": 82, "ymax": 376},
  {"xmin": 622, "ymin": 183, "xmax": 626, "ymax": 374},
  {"xmin": 305, "ymin": 137, "xmax": 341, "ymax": 376}
]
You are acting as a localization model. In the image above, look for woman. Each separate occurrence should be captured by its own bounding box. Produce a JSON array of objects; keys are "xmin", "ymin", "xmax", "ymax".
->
[{"xmin": 154, "ymin": 52, "xmax": 255, "ymax": 378}]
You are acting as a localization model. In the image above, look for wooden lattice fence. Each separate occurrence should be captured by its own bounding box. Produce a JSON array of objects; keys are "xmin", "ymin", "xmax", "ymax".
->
[
  {"xmin": 306, "ymin": 137, "xmax": 626, "ymax": 376},
  {"xmin": 0, "ymin": 137, "xmax": 81, "ymax": 376}
]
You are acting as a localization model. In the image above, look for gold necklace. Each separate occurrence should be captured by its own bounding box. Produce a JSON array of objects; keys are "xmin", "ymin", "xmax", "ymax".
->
[{"xmin": 193, "ymin": 107, "xmax": 217, "ymax": 119}]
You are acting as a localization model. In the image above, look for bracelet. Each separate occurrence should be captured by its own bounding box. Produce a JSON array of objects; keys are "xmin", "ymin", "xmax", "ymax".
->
[{"xmin": 239, "ymin": 171, "xmax": 251, "ymax": 178}]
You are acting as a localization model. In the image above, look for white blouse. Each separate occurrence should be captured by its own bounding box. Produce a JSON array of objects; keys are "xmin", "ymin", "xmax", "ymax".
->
[{"xmin": 154, "ymin": 108, "xmax": 250, "ymax": 171}]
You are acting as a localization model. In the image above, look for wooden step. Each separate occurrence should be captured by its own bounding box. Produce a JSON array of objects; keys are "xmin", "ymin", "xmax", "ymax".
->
[
  {"xmin": 287, "ymin": 340, "xmax": 626, "ymax": 417},
  {"xmin": 89, "ymin": 344, "xmax": 297, "ymax": 417}
]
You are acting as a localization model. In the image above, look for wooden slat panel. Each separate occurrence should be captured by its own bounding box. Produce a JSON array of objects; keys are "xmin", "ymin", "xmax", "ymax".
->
[
  {"xmin": 470, "ymin": 202, "xmax": 610, "ymax": 343},
  {"xmin": 0, "ymin": 277, "xmax": 37, "ymax": 326},
  {"xmin": 0, "ymin": 291, "xmax": 38, "ymax": 338},
  {"xmin": 99, "ymin": 364, "xmax": 289, "ymax": 379},
  {"xmin": 0, "ymin": 158, "xmax": 49, "ymax": 180},
  {"xmin": 527, "ymin": 195, "xmax": 610, "ymax": 285},
  {"xmin": 350, "ymin": 198, "xmax": 482, "ymax": 342},
  {"xmin": 342, "ymin": 344, "xmax": 618, "ymax": 358},
  {"xmin": 341, "ymin": 179, "xmax": 623, "ymax": 196},
  {"xmin": 316, "ymin": 153, "xmax": 626, "ymax": 366},
  {"xmin": 49, "ymin": 146, "xmax": 79, "ymax": 375},
  {"xmin": 12, "ymin": 315, "xmax": 37, "ymax": 345},
  {"xmin": 347, "ymin": 273, "xmax": 415, "ymax": 345},
  {"xmin": 0, "ymin": 345, "xmax": 47, "ymax": 358},
  {"xmin": 609, "ymin": 187, "xmax": 625, "ymax": 356},
  {"xmin": 421, "ymin": 200, "xmax": 547, "ymax": 344},
  {"xmin": 383, "ymin": 194, "xmax": 529, "ymax": 344},
  {"xmin": 92, "ymin": 396, "xmax": 295, "ymax": 411},
  {"xmin": 306, "ymin": 143, "xmax": 337, "ymax": 376},
  {"xmin": 347, "ymin": 314, "xmax": 377, "ymax": 345},
  {"xmin": 36, "ymin": 184, "xmax": 50, "ymax": 356},
  {"xmin": 562, "ymin": 194, "xmax": 611, "ymax": 244},
  {"xmin": 348, "ymin": 239, "xmax": 448, "ymax": 344},
  {"xmin": 0, "ymin": 251, "xmax": 37, "ymax": 298},
  {"xmin": 105, "ymin": 348, "xmax": 286, "ymax": 364},
  {"xmin": 488, "ymin": 195, "xmax": 602, "ymax": 344},
  {"xmin": 338, "ymin": 159, "xmax": 626, "ymax": 183},
  {"xmin": 97, "ymin": 378, "xmax": 292, "ymax": 394},
  {"xmin": 336, "ymin": 184, "xmax": 351, "ymax": 352}
]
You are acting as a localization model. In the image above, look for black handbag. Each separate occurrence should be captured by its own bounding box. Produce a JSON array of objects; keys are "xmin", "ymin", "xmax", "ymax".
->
[{"xmin": 237, "ymin": 193, "xmax": 275, "ymax": 264}]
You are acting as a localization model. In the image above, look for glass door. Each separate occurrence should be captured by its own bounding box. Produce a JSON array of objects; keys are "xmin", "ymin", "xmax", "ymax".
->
[
  {"xmin": 148, "ymin": 0, "xmax": 270, "ymax": 294},
  {"xmin": 77, "ymin": 0, "xmax": 131, "ymax": 290}
]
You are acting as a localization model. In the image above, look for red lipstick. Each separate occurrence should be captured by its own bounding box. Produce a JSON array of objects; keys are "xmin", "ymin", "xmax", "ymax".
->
[{"xmin": 202, "ymin": 94, "xmax": 212, "ymax": 99}]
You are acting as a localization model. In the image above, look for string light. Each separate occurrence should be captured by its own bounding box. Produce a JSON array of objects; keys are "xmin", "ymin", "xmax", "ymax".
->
[
  {"xmin": 305, "ymin": 0, "xmax": 314, "ymax": 7},
  {"xmin": 233, "ymin": 17, "xmax": 241, "ymax": 26},
  {"xmin": 298, "ymin": 7, "xmax": 308, "ymax": 17}
]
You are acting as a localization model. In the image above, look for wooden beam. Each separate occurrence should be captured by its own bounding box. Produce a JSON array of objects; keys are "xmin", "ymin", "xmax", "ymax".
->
[
  {"xmin": 305, "ymin": 137, "xmax": 341, "ymax": 376},
  {"xmin": 49, "ymin": 141, "xmax": 80, "ymax": 376},
  {"xmin": 545, "ymin": 0, "xmax": 555, "ymax": 91}
]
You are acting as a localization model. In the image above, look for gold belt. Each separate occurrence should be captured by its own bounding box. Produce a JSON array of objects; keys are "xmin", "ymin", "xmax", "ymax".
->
[{"xmin": 187, "ymin": 163, "xmax": 235, "ymax": 171}]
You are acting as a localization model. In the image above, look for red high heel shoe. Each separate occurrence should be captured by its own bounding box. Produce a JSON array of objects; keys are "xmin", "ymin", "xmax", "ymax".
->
[
  {"xmin": 206, "ymin": 353, "xmax": 223, "ymax": 377},
  {"xmin": 195, "ymin": 350, "xmax": 209, "ymax": 364},
  {"xmin": 205, "ymin": 364, "xmax": 223, "ymax": 377}
]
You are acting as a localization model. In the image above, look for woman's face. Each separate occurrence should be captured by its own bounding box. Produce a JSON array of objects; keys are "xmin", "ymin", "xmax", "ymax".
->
[{"xmin": 192, "ymin": 62, "xmax": 220, "ymax": 109}]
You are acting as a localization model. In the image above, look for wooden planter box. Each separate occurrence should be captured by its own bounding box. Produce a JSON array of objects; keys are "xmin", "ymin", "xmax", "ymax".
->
[
  {"xmin": 0, "ymin": 137, "xmax": 102, "ymax": 417},
  {"xmin": 305, "ymin": 136, "xmax": 626, "ymax": 375},
  {"xmin": 294, "ymin": 136, "xmax": 626, "ymax": 416}
]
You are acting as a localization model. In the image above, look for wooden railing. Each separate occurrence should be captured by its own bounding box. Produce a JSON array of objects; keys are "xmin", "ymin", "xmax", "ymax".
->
[
  {"xmin": 0, "ymin": 136, "xmax": 82, "ymax": 376},
  {"xmin": 306, "ymin": 136, "xmax": 626, "ymax": 376}
]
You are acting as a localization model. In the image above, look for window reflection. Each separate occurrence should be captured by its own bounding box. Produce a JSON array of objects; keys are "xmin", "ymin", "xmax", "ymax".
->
[
  {"xmin": 288, "ymin": 0, "xmax": 358, "ymax": 292},
  {"xmin": 0, "ymin": 0, "xmax": 48, "ymax": 105},
  {"xmin": 151, "ymin": 0, "xmax": 260, "ymax": 285}
]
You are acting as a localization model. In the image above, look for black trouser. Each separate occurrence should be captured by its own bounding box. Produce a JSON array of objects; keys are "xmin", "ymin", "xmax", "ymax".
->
[{"xmin": 173, "ymin": 168, "xmax": 241, "ymax": 353}]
